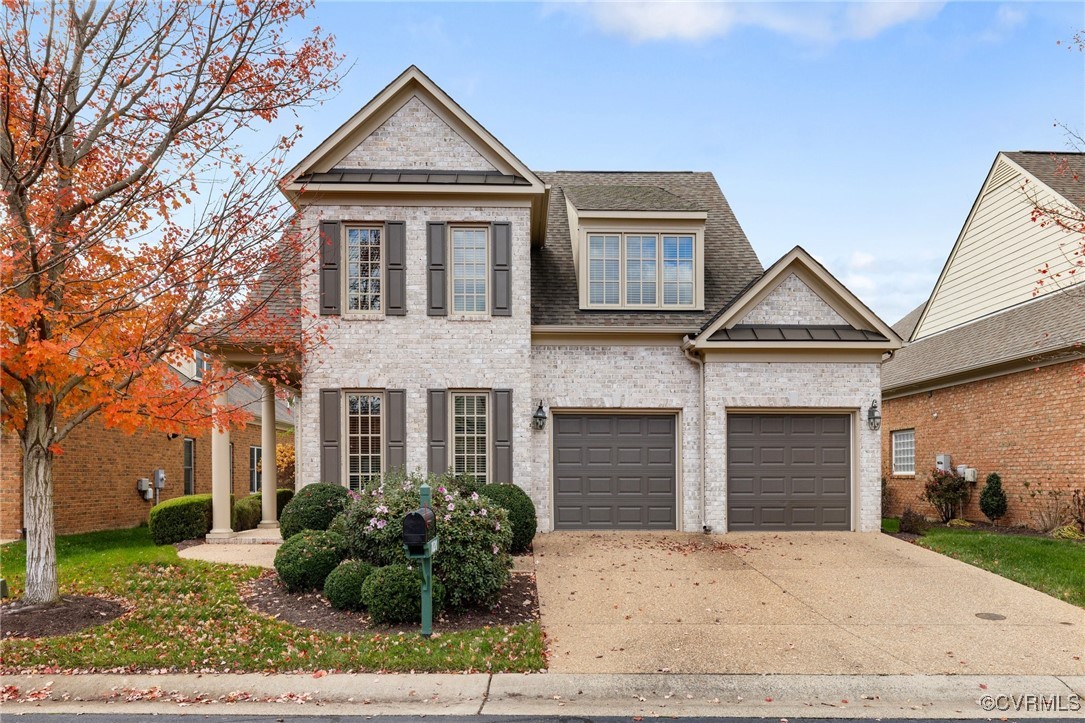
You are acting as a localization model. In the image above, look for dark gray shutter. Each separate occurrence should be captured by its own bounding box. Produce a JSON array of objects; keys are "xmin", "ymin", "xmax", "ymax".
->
[
  {"xmin": 427, "ymin": 389, "xmax": 448, "ymax": 473},
  {"xmin": 319, "ymin": 389, "xmax": 341, "ymax": 485},
  {"xmin": 427, "ymin": 222, "xmax": 447, "ymax": 316},
  {"xmin": 385, "ymin": 389, "xmax": 407, "ymax": 472},
  {"xmin": 319, "ymin": 221, "xmax": 340, "ymax": 316},
  {"xmin": 385, "ymin": 222, "xmax": 407, "ymax": 315},
  {"xmin": 493, "ymin": 389, "xmax": 513, "ymax": 484},
  {"xmin": 491, "ymin": 222, "xmax": 512, "ymax": 317}
]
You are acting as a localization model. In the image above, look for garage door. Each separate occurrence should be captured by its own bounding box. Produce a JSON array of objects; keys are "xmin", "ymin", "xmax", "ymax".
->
[
  {"xmin": 727, "ymin": 414, "xmax": 850, "ymax": 530},
  {"xmin": 553, "ymin": 414, "xmax": 676, "ymax": 530}
]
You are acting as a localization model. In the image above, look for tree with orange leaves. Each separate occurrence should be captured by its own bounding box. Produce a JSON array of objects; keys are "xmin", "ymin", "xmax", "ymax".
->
[{"xmin": 1, "ymin": 0, "xmax": 340, "ymax": 604}]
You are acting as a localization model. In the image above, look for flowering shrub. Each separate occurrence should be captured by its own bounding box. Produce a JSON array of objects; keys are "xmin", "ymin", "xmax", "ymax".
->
[
  {"xmin": 334, "ymin": 470, "xmax": 512, "ymax": 609},
  {"xmin": 923, "ymin": 467, "xmax": 970, "ymax": 522}
]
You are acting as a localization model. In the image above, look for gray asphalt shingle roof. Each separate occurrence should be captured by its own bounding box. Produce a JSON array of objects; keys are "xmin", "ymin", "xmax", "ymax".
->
[
  {"xmin": 881, "ymin": 289, "xmax": 1085, "ymax": 392},
  {"xmin": 1004, "ymin": 151, "xmax": 1085, "ymax": 212},
  {"xmin": 892, "ymin": 302, "xmax": 925, "ymax": 342},
  {"xmin": 532, "ymin": 171, "xmax": 763, "ymax": 328},
  {"xmin": 562, "ymin": 184, "xmax": 705, "ymax": 212}
]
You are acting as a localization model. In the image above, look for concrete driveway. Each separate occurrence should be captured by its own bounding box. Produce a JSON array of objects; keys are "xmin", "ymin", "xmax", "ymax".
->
[{"xmin": 533, "ymin": 531, "xmax": 1084, "ymax": 675}]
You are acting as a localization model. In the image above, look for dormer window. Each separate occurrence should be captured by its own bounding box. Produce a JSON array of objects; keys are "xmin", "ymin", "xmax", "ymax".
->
[{"xmin": 582, "ymin": 229, "xmax": 702, "ymax": 310}]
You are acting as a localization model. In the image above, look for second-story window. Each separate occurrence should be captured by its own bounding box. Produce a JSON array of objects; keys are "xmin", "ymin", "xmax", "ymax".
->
[
  {"xmin": 588, "ymin": 232, "xmax": 696, "ymax": 308},
  {"xmin": 451, "ymin": 226, "xmax": 488, "ymax": 314},
  {"xmin": 346, "ymin": 226, "xmax": 382, "ymax": 313}
]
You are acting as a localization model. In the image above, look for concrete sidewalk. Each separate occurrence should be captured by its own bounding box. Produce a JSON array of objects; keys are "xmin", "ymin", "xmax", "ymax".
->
[{"xmin": 2, "ymin": 672, "xmax": 1082, "ymax": 718}]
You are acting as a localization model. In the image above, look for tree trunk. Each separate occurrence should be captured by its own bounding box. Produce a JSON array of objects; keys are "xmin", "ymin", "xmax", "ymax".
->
[{"xmin": 22, "ymin": 404, "xmax": 58, "ymax": 605}]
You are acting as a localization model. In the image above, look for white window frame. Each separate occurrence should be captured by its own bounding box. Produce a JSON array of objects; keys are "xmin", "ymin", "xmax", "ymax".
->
[
  {"xmin": 450, "ymin": 391, "xmax": 490, "ymax": 485},
  {"xmin": 578, "ymin": 222, "xmax": 705, "ymax": 311},
  {"xmin": 448, "ymin": 225, "xmax": 490, "ymax": 315},
  {"xmin": 183, "ymin": 438, "xmax": 196, "ymax": 495},
  {"xmin": 891, "ymin": 429, "xmax": 915, "ymax": 476},
  {"xmin": 343, "ymin": 391, "xmax": 384, "ymax": 493},
  {"xmin": 249, "ymin": 445, "xmax": 262, "ymax": 494},
  {"xmin": 342, "ymin": 224, "xmax": 385, "ymax": 316}
]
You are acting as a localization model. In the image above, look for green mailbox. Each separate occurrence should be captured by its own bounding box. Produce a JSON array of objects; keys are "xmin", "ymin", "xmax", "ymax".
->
[{"xmin": 402, "ymin": 482, "xmax": 439, "ymax": 637}]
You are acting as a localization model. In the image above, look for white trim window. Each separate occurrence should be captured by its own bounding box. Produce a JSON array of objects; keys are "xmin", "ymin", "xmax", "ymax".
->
[
  {"xmin": 451, "ymin": 226, "xmax": 488, "ymax": 313},
  {"xmin": 249, "ymin": 445, "xmax": 262, "ymax": 494},
  {"xmin": 891, "ymin": 429, "xmax": 915, "ymax": 476},
  {"xmin": 588, "ymin": 232, "xmax": 696, "ymax": 308},
  {"xmin": 452, "ymin": 392, "xmax": 488, "ymax": 484},
  {"xmin": 346, "ymin": 392, "xmax": 382, "ymax": 492},
  {"xmin": 345, "ymin": 226, "xmax": 382, "ymax": 313}
]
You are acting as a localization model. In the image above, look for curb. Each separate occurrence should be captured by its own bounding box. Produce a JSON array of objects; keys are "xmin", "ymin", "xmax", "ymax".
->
[{"xmin": 2, "ymin": 673, "xmax": 1082, "ymax": 718}]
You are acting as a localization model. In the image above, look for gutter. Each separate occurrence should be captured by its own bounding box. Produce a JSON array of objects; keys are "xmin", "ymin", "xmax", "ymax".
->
[{"xmin": 681, "ymin": 336, "xmax": 710, "ymax": 533}]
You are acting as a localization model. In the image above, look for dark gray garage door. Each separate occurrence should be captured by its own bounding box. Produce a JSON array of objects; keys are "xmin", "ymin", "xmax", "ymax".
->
[
  {"xmin": 727, "ymin": 414, "xmax": 850, "ymax": 531},
  {"xmin": 553, "ymin": 414, "xmax": 676, "ymax": 530}
]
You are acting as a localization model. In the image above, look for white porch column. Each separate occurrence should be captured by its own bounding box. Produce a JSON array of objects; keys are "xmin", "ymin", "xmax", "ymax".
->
[
  {"xmin": 207, "ymin": 391, "xmax": 234, "ymax": 540},
  {"xmin": 258, "ymin": 383, "xmax": 279, "ymax": 528}
]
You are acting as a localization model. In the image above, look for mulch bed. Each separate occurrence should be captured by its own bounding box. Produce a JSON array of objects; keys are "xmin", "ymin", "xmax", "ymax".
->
[
  {"xmin": 0, "ymin": 595, "xmax": 126, "ymax": 639},
  {"xmin": 243, "ymin": 569, "xmax": 539, "ymax": 634},
  {"xmin": 888, "ymin": 521, "xmax": 1083, "ymax": 544}
]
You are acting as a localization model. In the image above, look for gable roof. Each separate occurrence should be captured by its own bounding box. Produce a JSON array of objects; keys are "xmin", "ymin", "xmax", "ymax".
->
[
  {"xmin": 882, "ymin": 288, "xmax": 1085, "ymax": 394},
  {"xmin": 284, "ymin": 66, "xmax": 544, "ymax": 193},
  {"xmin": 689, "ymin": 246, "xmax": 901, "ymax": 351},
  {"xmin": 531, "ymin": 171, "xmax": 762, "ymax": 329},
  {"xmin": 892, "ymin": 302, "xmax": 925, "ymax": 341},
  {"xmin": 1002, "ymin": 151, "xmax": 1085, "ymax": 212},
  {"xmin": 562, "ymin": 184, "xmax": 705, "ymax": 212}
]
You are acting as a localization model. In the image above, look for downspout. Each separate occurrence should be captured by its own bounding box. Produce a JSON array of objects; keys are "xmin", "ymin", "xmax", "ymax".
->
[{"xmin": 682, "ymin": 336, "xmax": 709, "ymax": 533}]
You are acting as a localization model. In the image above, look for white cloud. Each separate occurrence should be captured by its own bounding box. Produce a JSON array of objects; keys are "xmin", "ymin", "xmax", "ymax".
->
[
  {"xmin": 565, "ymin": 1, "xmax": 945, "ymax": 45},
  {"xmin": 850, "ymin": 250, "xmax": 876, "ymax": 270}
]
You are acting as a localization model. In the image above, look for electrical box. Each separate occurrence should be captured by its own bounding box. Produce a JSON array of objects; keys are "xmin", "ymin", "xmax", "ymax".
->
[
  {"xmin": 964, "ymin": 468, "xmax": 977, "ymax": 483},
  {"xmin": 936, "ymin": 454, "xmax": 952, "ymax": 472},
  {"xmin": 136, "ymin": 478, "xmax": 150, "ymax": 492},
  {"xmin": 956, "ymin": 464, "xmax": 968, "ymax": 477},
  {"xmin": 153, "ymin": 469, "xmax": 166, "ymax": 489}
]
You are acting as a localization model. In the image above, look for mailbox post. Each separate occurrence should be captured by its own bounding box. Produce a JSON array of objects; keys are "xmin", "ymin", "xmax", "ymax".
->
[{"xmin": 402, "ymin": 481, "xmax": 439, "ymax": 637}]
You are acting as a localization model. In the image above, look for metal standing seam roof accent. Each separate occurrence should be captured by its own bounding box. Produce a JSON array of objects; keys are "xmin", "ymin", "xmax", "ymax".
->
[
  {"xmin": 295, "ymin": 168, "xmax": 532, "ymax": 186},
  {"xmin": 708, "ymin": 325, "xmax": 889, "ymax": 342}
]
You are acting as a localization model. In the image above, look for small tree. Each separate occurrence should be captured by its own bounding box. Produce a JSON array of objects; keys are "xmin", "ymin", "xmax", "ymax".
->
[
  {"xmin": 979, "ymin": 472, "xmax": 1008, "ymax": 524},
  {"xmin": 923, "ymin": 467, "xmax": 969, "ymax": 523}
]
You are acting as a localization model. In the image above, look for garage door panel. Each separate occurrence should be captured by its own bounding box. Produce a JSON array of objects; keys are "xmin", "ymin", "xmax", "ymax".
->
[
  {"xmin": 727, "ymin": 414, "xmax": 851, "ymax": 531},
  {"xmin": 554, "ymin": 413, "xmax": 677, "ymax": 530}
]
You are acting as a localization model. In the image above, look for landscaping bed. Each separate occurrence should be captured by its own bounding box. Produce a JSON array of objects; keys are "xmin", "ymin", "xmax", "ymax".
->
[{"xmin": 1, "ymin": 595, "xmax": 127, "ymax": 639}]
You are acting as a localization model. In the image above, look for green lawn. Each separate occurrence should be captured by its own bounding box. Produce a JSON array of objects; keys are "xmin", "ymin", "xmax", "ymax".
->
[
  {"xmin": 0, "ymin": 527, "xmax": 544, "ymax": 673},
  {"xmin": 883, "ymin": 519, "xmax": 1085, "ymax": 607}
]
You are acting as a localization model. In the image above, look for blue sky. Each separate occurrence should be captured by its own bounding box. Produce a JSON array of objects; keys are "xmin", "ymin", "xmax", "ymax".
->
[{"xmin": 277, "ymin": 1, "xmax": 1084, "ymax": 323}]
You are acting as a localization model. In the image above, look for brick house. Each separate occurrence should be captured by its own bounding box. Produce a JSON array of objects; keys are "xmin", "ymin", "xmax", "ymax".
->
[
  {"xmin": 207, "ymin": 66, "xmax": 901, "ymax": 537},
  {"xmin": 881, "ymin": 151, "xmax": 1085, "ymax": 527},
  {"xmin": 0, "ymin": 363, "xmax": 294, "ymax": 540}
]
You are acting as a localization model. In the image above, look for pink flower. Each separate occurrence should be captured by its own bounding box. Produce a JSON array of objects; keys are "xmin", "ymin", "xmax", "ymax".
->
[
  {"xmin": 479, "ymin": 508, "xmax": 487, "ymax": 517},
  {"xmin": 447, "ymin": 502, "xmax": 455, "ymax": 511},
  {"xmin": 470, "ymin": 491, "xmax": 479, "ymax": 501},
  {"xmin": 444, "ymin": 514, "xmax": 452, "ymax": 523},
  {"xmin": 494, "ymin": 522, "xmax": 501, "ymax": 531},
  {"xmin": 492, "ymin": 545, "xmax": 500, "ymax": 555}
]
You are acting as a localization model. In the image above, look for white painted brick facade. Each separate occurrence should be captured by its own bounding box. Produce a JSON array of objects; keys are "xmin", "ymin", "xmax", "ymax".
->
[
  {"xmin": 530, "ymin": 345, "xmax": 703, "ymax": 532},
  {"xmin": 739, "ymin": 273, "xmax": 847, "ymax": 326},
  {"xmin": 702, "ymin": 361, "xmax": 883, "ymax": 532},
  {"xmin": 340, "ymin": 96, "xmax": 496, "ymax": 171}
]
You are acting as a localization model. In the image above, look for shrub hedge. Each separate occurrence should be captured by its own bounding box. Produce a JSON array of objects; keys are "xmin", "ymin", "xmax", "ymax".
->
[
  {"xmin": 233, "ymin": 488, "xmax": 296, "ymax": 532},
  {"xmin": 361, "ymin": 563, "xmax": 445, "ymax": 624},
  {"xmin": 274, "ymin": 529, "xmax": 347, "ymax": 592},
  {"xmin": 279, "ymin": 483, "xmax": 351, "ymax": 540},
  {"xmin": 323, "ymin": 559, "xmax": 376, "ymax": 611},
  {"xmin": 149, "ymin": 494, "xmax": 212, "ymax": 545},
  {"xmin": 479, "ymin": 483, "xmax": 537, "ymax": 554}
]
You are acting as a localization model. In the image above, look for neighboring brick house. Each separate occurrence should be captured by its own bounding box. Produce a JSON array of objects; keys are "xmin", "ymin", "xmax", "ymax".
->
[
  {"xmin": 0, "ymin": 370, "xmax": 294, "ymax": 539},
  {"xmin": 213, "ymin": 66, "xmax": 900, "ymax": 536},
  {"xmin": 882, "ymin": 151, "xmax": 1085, "ymax": 527}
]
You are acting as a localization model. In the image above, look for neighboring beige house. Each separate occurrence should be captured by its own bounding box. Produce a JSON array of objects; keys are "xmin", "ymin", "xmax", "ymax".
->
[
  {"xmin": 211, "ymin": 66, "xmax": 901, "ymax": 536},
  {"xmin": 882, "ymin": 151, "xmax": 1085, "ymax": 527}
]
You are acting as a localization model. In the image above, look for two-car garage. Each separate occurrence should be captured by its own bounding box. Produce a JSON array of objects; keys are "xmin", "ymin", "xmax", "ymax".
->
[{"xmin": 550, "ymin": 411, "xmax": 852, "ymax": 532}]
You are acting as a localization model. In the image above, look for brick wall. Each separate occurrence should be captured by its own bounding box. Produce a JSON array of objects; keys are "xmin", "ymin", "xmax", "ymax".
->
[
  {"xmin": 1, "ymin": 419, "xmax": 295, "ymax": 539},
  {"xmin": 738, "ymin": 273, "xmax": 847, "ymax": 326},
  {"xmin": 881, "ymin": 360, "xmax": 1084, "ymax": 528}
]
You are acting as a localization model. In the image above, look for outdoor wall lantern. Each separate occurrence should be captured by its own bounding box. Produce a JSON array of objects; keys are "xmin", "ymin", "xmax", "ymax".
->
[
  {"xmin": 867, "ymin": 400, "xmax": 881, "ymax": 431},
  {"xmin": 532, "ymin": 402, "xmax": 547, "ymax": 430}
]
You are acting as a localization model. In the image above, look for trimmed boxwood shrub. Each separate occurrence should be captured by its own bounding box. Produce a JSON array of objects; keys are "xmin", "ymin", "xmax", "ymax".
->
[
  {"xmin": 279, "ymin": 483, "xmax": 351, "ymax": 540},
  {"xmin": 323, "ymin": 559, "xmax": 376, "ymax": 611},
  {"xmin": 274, "ymin": 529, "xmax": 347, "ymax": 592},
  {"xmin": 361, "ymin": 564, "xmax": 445, "ymax": 624},
  {"xmin": 149, "ymin": 494, "xmax": 212, "ymax": 545},
  {"xmin": 234, "ymin": 488, "xmax": 297, "ymax": 532},
  {"xmin": 979, "ymin": 472, "xmax": 1008, "ymax": 523},
  {"xmin": 338, "ymin": 470, "xmax": 512, "ymax": 609},
  {"xmin": 480, "ymin": 483, "xmax": 537, "ymax": 554}
]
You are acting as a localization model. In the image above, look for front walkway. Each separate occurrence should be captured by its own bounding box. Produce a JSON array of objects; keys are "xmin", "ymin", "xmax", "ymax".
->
[
  {"xmin": 534, "ymin": 531, "xmax": 1085, "ymax": 675},
  {"xmin": 178, "ymin": 531, "xmax": 281, "ymax": 569}
]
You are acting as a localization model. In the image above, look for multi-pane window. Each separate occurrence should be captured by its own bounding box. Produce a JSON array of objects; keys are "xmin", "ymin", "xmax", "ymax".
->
[
  {"xmin": 892, "ymin": 429, "xmax": 915, "ymax": 475},
  {"xmin": 346, "ymin": 226, "xmax": 382, "ymax": 312},
  {"xmin": 452, "ymin": 393, "xmax": 488, "ymax": 485},
  {"xmin": 588, "ymin": 232, "xmax": 695, "ymax": 308},
  {"xmin": 249, "ymin": 446, "xmax": 262, "ymax": 494},
  {"xmin": 183, "ymin": 438, "xmax": 195, "ymax": 495},
  {"xmin": 451, "ymin": 227, "xmax": 488, "ymax": 313},
  {"xmin": 346, "ymin": 393, "xmax": 382, "ymax": 492},
  {"xmin": 662, "ymin": 234, "xmax": 695, "ymax": 305},
  {"xmin": 588, "ymin": 234, "xmax": 621, "ymax": 304}
]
